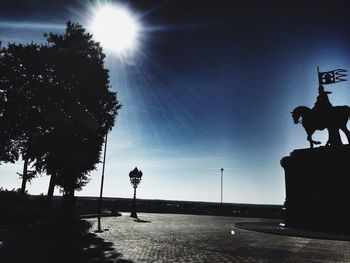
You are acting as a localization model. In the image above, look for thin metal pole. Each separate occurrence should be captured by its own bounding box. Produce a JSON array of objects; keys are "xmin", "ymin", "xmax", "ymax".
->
[
  {"xmin": 220, "ymin": 168, "xmax": 223, "ymax": 215},
  {"xmin": 97, "ymin": 132, "xmax": 108, "ymax": 232},
  {"xmin": 317, "ymin": 66, "xmax": 321, "ymax": 85},
  {"xmin": 221, "ymin": 168, "xmax": 223, "ymax": 204},
  {"xmin": 131, "ymin": 186, "xmax": 137, "ymax": 218}
]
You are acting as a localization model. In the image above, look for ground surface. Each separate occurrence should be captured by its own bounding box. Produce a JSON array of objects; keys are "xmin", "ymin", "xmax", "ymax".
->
[{"xmin": 88, "ymin": 213, "xmax": 350, "ymax": 263}]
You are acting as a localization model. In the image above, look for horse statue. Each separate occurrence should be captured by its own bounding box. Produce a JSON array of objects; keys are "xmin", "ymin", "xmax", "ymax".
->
[{"xmin": 291, "ymin": 105, "xmax": 350, "ymax": 148}]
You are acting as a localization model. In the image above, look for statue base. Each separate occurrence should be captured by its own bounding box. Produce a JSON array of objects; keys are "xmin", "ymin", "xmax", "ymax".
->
[{"xmin": 281, "ymin": 145, "xmax": 350, "ymax": 234}]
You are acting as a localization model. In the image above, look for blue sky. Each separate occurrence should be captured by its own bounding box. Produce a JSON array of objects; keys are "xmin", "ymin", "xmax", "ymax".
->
[{"xmin": 1, "ymin": 0, "xmax": 350, "ymax": 204}]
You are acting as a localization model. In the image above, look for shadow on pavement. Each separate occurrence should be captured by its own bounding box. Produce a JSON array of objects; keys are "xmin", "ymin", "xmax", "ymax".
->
[
  {"xmin": 0, "ymin": 218, "xmax": 134, "ymax": 263},
  {"xmin": 133, "ymin": 218, "xmax": 151, "ymax": 223}
]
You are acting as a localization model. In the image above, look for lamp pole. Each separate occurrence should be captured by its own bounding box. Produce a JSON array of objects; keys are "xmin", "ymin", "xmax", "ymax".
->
[
  {"xmin": 129, "ymin": 167, "xmax": 143, "ymax": 218},
  {"xmin": 96, "ymin": 133, "xmax": 108, "ymax": 233},
  {"xmin": 221, "ymin": 168, "xmax": 224, "ymax": 215}
]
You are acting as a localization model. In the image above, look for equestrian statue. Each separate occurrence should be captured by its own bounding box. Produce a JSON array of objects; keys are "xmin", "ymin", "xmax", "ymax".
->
[{"xmin": 291, "ymin": 72, "xmax": 350, "ymax": 148}]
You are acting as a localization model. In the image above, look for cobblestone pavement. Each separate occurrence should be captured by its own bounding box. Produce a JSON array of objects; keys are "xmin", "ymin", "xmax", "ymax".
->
[{"xmin": 88, "ymin": 213, "xmax": 350, "ymax": 263}]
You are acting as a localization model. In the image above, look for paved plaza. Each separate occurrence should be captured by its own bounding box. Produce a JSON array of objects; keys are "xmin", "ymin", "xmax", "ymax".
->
[{"xmin": 88, "ymin": 213, "xmax": 350, "ymax": 262}]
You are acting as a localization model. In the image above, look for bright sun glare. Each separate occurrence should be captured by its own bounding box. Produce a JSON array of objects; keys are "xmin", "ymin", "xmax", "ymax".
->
[{"xmin": 90, "ymin": 4, "xmax": 139, "ymax": 54}]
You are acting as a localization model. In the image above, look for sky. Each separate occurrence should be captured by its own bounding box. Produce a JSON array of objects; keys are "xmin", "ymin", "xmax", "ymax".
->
[{"xmin": 1, "ymin": 0, "xmax": 350, "ymax": 204}]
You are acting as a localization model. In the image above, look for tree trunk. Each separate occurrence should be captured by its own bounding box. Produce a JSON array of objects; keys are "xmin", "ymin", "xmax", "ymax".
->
[
  {"xmin": 62, "ymin": 186, "xmax": 76, "ymax": 216},
  {"xmin": 20, "ymin": 156, "xmax": 29, "ymax": 195},
  {"xmin": 46, "ymin": 173, "xmax": 56, "ymax": 212}
]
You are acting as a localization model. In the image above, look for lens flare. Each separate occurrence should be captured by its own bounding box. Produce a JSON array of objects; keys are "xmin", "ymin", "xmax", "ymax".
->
[{"xmin": 90, "ymin": 4, "xmax": 139, "ymax": 55}]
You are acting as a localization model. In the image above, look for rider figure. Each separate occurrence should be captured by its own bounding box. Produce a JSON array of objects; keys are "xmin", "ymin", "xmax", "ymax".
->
[
  {"xmin": 314, "ymin": 85, "xmax": 332, "ymax": 108},
  {"xmin": 313, "ymin": 85, "xmax": 335, "ymax": 146},
  {"xmin": 313, "ymin": 85, "xmax": 333, "ymax": 115}
]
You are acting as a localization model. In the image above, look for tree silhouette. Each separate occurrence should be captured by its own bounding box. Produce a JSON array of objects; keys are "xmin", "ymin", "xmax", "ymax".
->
[
  {"xmin": 0, "ymin": 44, "xmax": 20, "ymax": 163},
  {"xmin": 0, "ymin": 43, "xmax": 53, "ymax": 194},
  {"xmin": 42, "ymin": 22, "xmax": 121, "ymax": 212},
  {"xmin": 0, "ymin": 22, "xmax": 121, "ymax": 213}
]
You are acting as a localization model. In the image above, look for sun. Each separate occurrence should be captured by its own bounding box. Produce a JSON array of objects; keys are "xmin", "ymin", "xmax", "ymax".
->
[{"xmin": 90, "ymin": 4, "xmax": 139, "ymax": 55}]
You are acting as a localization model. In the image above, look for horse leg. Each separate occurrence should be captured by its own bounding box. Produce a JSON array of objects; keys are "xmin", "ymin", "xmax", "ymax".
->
[
  {"xmin": 340, "ymin": 126, "xmax": 350, "ymax": 144},
  {"xmin": 326, "ymin": 129, "xmax": 331, "ymax": 146},
  {"xmin": 328, "ymin": 128, "xmax": 343, "ymax": 146},
  {"xmin": 307, "ymin": 132, "xmax": 313, "ymax": 148},
  {"xmin": 306, "ymin": 129, "xmax": 321, "ymax": 148}
]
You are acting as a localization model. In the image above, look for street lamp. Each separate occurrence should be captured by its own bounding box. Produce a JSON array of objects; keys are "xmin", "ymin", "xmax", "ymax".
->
[
  {"xmin": 129, "ymin": 167, "xmax": 143, "ymax": 218},
  {"xmin": 221, "ymin": 168, "xmax": 224, "ymax": 215},
  {"xmin": 221, "ymin": 168, "xmax": 224, "ymax": 204}
]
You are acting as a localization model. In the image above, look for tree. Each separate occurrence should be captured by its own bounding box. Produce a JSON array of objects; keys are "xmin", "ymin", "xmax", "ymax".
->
[
  {"xmin": 0, "ymin": 22, "xmax": 120, "ymax": 213},
  {"xmin": 42, "ymin": 22, "xmax": 121, "ymax": 212},
  {"xmin": 0, "ymin": 43, "xmax": 53, "ymax": 194},
  {"xmin": 0, "ymin": 43, "xmax": 22, "ymax": 164}
]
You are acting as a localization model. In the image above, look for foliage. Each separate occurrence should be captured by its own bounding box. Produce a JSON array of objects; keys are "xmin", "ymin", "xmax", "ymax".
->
[
  {"xmin": 39, "ymin": 22, "xmax": 121, "ymax": 195},
  {"xmin": 0, "ymin": 42, "xmax": 53, "ymax": 171},
  {"xmin": 0, "ymin": 21, "xmax": 121, "ymax": 201},
  {"xmin": 17, "ymin": 170, "xmax": 37, "ymax": 183}
]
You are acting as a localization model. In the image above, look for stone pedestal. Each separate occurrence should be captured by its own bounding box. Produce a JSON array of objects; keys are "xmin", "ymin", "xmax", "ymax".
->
[{"xmin": 281, "ymin": 145, "xmax": 350, "ymax": 234}]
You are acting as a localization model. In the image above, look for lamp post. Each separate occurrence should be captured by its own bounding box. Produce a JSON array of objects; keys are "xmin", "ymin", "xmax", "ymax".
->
[
  {"xmin": 129, "ymin": 167, "xmax": 143, "ymax": 218},
  {"xmin": 96, "ymin": 133, "xmax": 108, "ymax": 233},
  {"xmin": 221, "ymin": 168, "xmax": 224, "ymax": 215}
]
